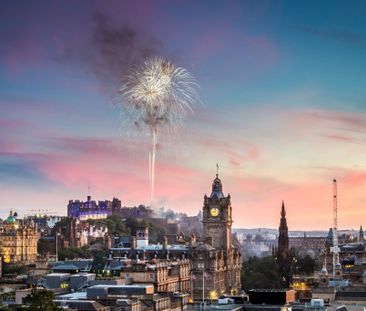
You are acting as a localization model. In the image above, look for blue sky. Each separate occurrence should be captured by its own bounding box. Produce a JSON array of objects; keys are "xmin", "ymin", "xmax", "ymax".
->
[{"xmin": 0, "ymin": 0, "xmax": 366, "ymax": 229}]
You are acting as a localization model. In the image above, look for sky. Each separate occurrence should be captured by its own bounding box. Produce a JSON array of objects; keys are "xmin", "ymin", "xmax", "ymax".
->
[{"xmin": 1, "ymin": 0, "xmax": 366, "ymax": 230}]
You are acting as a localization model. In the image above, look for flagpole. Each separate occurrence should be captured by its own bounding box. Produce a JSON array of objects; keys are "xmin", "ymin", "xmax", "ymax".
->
[{"xmin": 202, "ymin": 269, "xmax": 205, "ymax": 309}]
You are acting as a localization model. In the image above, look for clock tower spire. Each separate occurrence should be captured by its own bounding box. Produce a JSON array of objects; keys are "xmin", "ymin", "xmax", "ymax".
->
[
  {"xmin": 190, "ymin": 169, "xmax": 242, "ymax": 301},
  {"xmin": 202, "ymin": 169, "xmax": 232, "ymax": 250}
]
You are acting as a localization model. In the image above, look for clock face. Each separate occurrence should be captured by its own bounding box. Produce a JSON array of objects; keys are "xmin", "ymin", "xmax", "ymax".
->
[{"xmin": 210, "ymin": 207, "xmax": 220, "ymax": 217}]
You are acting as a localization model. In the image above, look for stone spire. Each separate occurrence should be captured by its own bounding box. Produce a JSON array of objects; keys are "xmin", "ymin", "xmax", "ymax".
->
[
  {"xmin": 278, "ymin": 201, "xmax": 289, "ymax": 249},
  {"xmin": 277, "ymin": 200, "xmax": 291, "ymax": 286},
  {"xmin": 359, "ymin": 225, "xmax": 364, "ymax": 243},
  {"xmin": 319, "ymin": 255, "xmax": 329, "ymax": 286}
]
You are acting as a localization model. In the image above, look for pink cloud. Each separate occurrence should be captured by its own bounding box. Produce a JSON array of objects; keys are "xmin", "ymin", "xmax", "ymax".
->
[
  {"xmin": 227, "ymin": 169, "xmax": 366, "ymax": 230},
  {"xmin": 288, "ymin": 108, "xmax": 366, "ymax": 133},
  {"xmin": 284, "ymin": 108, "xmax": 366, "ymax": 145},
  {"xmin": 192, "ymin": 135, "xmax": 260, "ymax": 167}
]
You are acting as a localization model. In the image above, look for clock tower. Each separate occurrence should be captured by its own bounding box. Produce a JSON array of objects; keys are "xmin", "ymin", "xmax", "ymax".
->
[
  {"xmin": 202, "ymin": 172, "xmax": 233, "ymax": 251},
  {"xmin": 190, "ymin": 170, "xmax": 242, "ymax": 301}
]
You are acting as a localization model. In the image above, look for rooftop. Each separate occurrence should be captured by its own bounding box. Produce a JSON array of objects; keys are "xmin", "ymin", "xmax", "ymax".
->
[{"xmin": 90, "ymin": 284, "xmax": 154, "ymax": 289}]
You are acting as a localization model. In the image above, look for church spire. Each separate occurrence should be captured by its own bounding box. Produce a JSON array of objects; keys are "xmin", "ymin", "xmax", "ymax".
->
[
  {"xmin": 359, "ymin": 225, "xmax": 364, "ymax": 243},
  {"xmin": 277, "ymin": 200, "xmax": 291, "ymax": 287},
  {"xmin": 279, "ymin": 200, "xmax": 288, "ymax": 231},
  {"xmin": 281, "ymin": 200, "xmax": 286, "ymax": 217}
]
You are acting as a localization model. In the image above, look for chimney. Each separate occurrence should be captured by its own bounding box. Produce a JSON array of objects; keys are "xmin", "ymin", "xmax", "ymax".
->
[
  {"xmin": 190, "ymin": 234, "xmax": 196, "ymax": 246},
  {"xmin": 131, "ymin": 236, "xmax": 137, "ymax": 250},
  {"xmin": 163, "ymin": 236, "xmax": 168, "ymax": 250}
]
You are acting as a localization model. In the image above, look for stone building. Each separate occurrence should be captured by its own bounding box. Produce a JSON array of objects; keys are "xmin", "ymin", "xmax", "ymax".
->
[
  {"xmin": 119, "ymin": 259, "xmax": 191, "ymax": 293},
  {"xmin": 289, "ymin": 235, "xmax": 327, "ymax": 257},
  {"xmin": 68, "ymin": 195, "xmax": 155, "ymax": 222},
  {"xmin": 106, "ymin": 173, "xmax": 242, "ymax": 302},
  {"xmin": 190, "ymin": 173, "xmax": 242, "ymax": 301},
  {"xmin": 68, "ymin": 195, "xmax": 113, "ymax": 220},
  {"xmin": 0, "ymin": 211, "xmax": 38, "ymax": 264}
]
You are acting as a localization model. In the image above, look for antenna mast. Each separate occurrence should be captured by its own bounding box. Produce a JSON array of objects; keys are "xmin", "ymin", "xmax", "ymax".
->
[{"xmin": 331, "ymin": 179, "xmax": 340, "ymax": 278}]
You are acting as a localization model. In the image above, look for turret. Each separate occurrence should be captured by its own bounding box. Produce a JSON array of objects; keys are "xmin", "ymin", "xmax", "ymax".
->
[{"xmin": 319, "ymin": 255, "xmax": 329, "ymax": 287}]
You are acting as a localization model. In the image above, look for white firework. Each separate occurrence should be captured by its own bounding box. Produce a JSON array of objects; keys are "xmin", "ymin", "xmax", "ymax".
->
[{"xmin": 119, "ymin": 57, "xmax": 200, "ymax": 201}]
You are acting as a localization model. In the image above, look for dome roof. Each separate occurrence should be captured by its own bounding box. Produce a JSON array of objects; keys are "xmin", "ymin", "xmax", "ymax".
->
[
  {"xmin": 320, "ymin": 267, "xmax": 328, "ymax": 275},
  {"xmin": 5, "ymin": 211, "xmax": 17, "ymax": 224},
  {"xmin": 210, "ymin": 174, "xmax": 224, "ymax": 198}
]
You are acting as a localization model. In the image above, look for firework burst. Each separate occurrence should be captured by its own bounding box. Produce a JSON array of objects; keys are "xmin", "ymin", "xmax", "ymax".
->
[{"xmin": 119, "ymin": 57, "xmax": 200, "ymax": 201}]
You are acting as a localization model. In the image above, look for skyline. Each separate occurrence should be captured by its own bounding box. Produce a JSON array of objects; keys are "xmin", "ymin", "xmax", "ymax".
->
[{"xmin": 1, "ymin": 1, "xmax": 366, "ymax": 229}]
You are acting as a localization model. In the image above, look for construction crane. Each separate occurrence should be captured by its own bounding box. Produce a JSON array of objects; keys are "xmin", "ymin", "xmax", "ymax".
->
[{"xmin": 330, "ymin": 179, "xmax": 341, "ymax": 278}]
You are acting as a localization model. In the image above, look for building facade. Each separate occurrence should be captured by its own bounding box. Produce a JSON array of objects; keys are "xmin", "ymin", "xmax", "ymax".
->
[
  {"xmin": 68, "ymin": 196, "xmax": 113, "ymax": 220},
  {"xmin": 0, "ymin": 211, "xmax": 38, "ymax": 264},
  {"xmin": 289, "ymin": 236, "xmax": 327, "ymax": 257},
  {"xmin": 105, "ymin": 174, "xmax": 242, "ymax": 302},
  {"xmin": 68, "ymin": 195, "xmax": 154, "ymax": 221},
  {"xmin": 190, "ymin": 173, "xmax": 242, "ymax": 300}
]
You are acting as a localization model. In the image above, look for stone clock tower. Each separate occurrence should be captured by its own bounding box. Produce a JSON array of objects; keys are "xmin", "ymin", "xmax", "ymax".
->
[
  {"xmin": 202, "ymin": 173, "xmax": 233, "ymax": 251},
  {"xmin": 190, "ymin": 172, "xmax": 241, "ymax": 301}
]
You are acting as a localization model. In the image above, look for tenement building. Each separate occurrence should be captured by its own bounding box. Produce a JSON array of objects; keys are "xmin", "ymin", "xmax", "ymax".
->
[
  {"xmin": 190, "ymin": 173, "xmax": 242, "ymax": 300},
  {"xmin": 0, "ymin": 211, "xmax": 38, "ymax": 264}
]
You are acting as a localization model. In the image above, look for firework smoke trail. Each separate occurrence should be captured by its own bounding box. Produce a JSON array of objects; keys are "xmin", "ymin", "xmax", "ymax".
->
[{"xmin": 119, "ymin": 57, "xmax": 200, "ymax": 202}]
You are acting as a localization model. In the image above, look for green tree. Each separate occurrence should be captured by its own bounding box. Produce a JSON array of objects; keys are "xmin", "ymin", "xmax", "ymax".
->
[
  {"xmin": 242, "ymin": 256, "xmax": 284, "ymax": 291},
  {"xmin": 2, "ymin": 264, "xmax": 27, "ymax": 275},
  {"xmin": 91, "ymin": 249, "xmax": 106, "ymax": 272},
  {"xmin": 20, "ymin": 290, "xmax": 61, "ymax": 311},
  {"xmin": 37, "ymin": 238, "xmax": 55, "ymax": 256},
  {"xmin": 125, "ymin": 217, "xmax": 139, "ymax": 235},
  {"xmin": 149, "ymin": 223, "xmax": 167, "ymax": 244},
  {"xmin": 54, "ymin": 217, "xmax": 70, "ymax": 229},
  {"xmin": 101, "ymin": 215, "xmax": 129, "ymax": 235},
  {"xmin": 58, "ymin": 245, "xmax": 90, "ymax": 261},
  {"xmin": 297, "ymin": 255, "xmax": 316, "ymax": 275}
]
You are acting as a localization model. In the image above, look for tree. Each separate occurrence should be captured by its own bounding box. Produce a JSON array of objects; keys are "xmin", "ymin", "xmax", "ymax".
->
[
  {"xmin": 149, "ymin": 223, "xmax": 167, "ymax": 244},
  {"xmin": 125, "ymin": 217, "xmax": 139, "ymax": 235},
  {"xmin": 297, "ymin": 255, "xmax": 316, "ymax": 275},
  {"xmin": 2, "ymin": 264, "xmax": 27, "ymax": 276},
  {"xmin": 20, "ymin": 290, "xmax": 61, "ymax": 311},
  {"xmin": 58, "ymin": 245, "xmax": 90, "ymax": 261},
  {"xmin": 91, "ymin": 249, "xmax": 106, "ymax": 273},
  {"xmin": 104, "ymin": 215, "xmax": 129, "ymax": 235},
  {"xmin": 242, "ymin": 256, "xmax": 285, "ymax": 291},
  {"xmin": 37, "ymin": 238, "xmax": 55, "ymax": 256}
]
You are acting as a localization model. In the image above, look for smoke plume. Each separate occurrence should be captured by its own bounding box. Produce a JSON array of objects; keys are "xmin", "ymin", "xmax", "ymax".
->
[{"xmin": 57, "ymin": 12, "xmax": 162, "ymax": 93}]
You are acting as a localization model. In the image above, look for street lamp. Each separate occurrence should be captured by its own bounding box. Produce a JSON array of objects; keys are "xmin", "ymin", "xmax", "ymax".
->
[
  {"xmin": 209, "ymin": 290, "xmax": 218, "ymax": 300},
  {"xmin": 55, "ymin": 232, "xmax": 60, "ymax": 262}
]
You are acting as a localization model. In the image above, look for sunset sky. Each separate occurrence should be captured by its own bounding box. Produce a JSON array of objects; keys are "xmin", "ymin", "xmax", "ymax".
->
[{"xmin": 1, "ymin": 0, "xmax": 366, "ymax": 230}]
